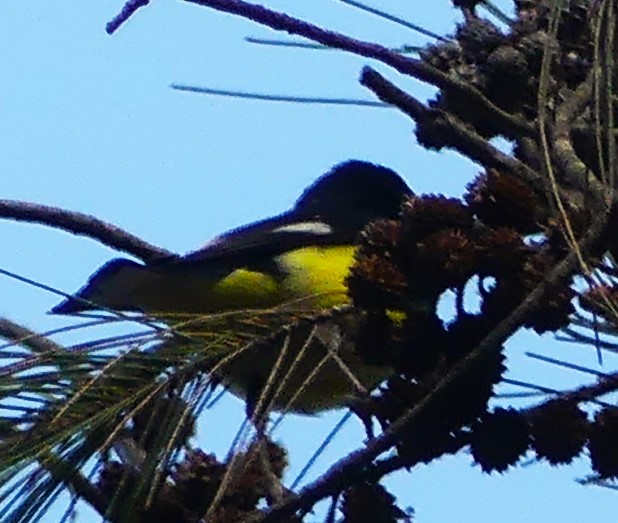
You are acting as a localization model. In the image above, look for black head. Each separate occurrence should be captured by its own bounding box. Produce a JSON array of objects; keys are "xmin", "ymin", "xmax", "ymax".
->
[{"xmin": 295, "ymin": 160, "xmax": 412, "ymax": 231}]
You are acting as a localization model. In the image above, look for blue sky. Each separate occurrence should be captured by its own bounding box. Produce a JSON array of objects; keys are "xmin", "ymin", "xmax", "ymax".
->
[{"xmin": 1, "ymin": 1, "xmax": 617, "ymax": 521}]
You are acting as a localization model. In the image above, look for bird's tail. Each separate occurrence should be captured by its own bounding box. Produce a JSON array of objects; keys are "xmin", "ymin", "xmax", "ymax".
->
[{"xmin": 51, "ymin": 259, "xmax": 154, "ymax": 314}]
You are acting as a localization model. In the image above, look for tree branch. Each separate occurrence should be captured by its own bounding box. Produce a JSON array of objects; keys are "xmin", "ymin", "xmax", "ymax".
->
[
  {"xmin": 182, "ymin": 0, "xmax": 535, "ymax": 139},
  {"xmin": 0, "ymin": 200, "xmax": 173, "ymax": 262},
  {"xmin": 106, "ymin": 0, "xmax": 150, "ymax": 35},
  {"xmin": 359, "ymin": 67, "xmax": 545, "ymax": 192}
]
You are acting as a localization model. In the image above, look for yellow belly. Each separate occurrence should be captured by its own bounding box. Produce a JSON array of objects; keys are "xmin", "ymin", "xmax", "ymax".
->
[{"xmin": 140, "ymin": 245, "xmax": 356, "ymax": 315}]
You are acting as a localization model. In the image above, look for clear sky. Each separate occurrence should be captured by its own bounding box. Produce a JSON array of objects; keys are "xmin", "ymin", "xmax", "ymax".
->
[{"xmin": 1, "ymin": 1, "xmax": 616, "ymax": 521}]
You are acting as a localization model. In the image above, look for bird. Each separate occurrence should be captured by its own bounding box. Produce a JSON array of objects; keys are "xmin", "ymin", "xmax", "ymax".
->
[{"xmin": 52, "ymin": 160, "xmax": 412, "ymax": 415}]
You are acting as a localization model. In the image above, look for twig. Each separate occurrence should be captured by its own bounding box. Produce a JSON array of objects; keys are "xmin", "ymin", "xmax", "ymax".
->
[
  {"xmin": 360, "ymin": 67, "xmax": 427, "ymax": 119},
  {"xmin": 0, "ymin": 200, "xmax": 172, "ymax": 262},
  {"xmin": 359, "ymin": 67, "xmax": 545, "ymax": 192},
  {"xmin": 182, "ymin": 0, "xmax": 535, "ymax": 139},
  {"xmin": 106, "ymin": 0, "xmax": 150, "ymax": 35}
]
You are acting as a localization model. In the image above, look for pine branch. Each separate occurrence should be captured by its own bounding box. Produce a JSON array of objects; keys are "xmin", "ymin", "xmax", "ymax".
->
[
  {"xmin": 182, "ymin": 0, "xmax": 535, "ymax": 139},
  {"xmin": 0, "ymin": 200, "xmax": 172, "ymax": 262}
]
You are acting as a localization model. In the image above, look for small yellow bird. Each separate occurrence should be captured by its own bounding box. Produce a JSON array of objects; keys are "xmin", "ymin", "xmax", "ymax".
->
[{"xmin": 52, "ymin": 161, "xmax": 412, "ymax": 415}]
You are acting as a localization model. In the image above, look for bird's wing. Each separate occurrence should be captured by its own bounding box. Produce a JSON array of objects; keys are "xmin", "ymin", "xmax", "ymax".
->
[
  {"xmin": 50, "ymin": 212, "xmax": 345, "ymax": 314},
  {"xmin": 164, "ymin": 210, "xmax": 346, "ymax": 270}
]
